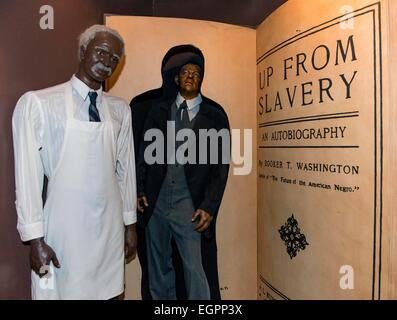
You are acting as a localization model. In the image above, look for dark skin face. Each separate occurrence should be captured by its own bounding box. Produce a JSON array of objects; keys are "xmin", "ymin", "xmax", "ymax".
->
[
  {"xmin": 75, "ymin": 32, "xmax": 123, "ymax": 90},
  {"xmin": 174, "ymin": 63, "xmax": 202, "ymax": 100}
]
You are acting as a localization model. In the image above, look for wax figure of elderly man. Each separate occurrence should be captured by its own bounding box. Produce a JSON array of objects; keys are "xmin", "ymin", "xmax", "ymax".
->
[
  {"xmin": 137, "ymin": 50, "xmax": 230, "ymax": 300},
  {"xmin": 12, "ymin": 25, "xmax": 137, "ymax": 300}
]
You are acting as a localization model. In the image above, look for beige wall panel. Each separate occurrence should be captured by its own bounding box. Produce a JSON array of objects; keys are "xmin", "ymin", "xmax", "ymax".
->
[
  {"xmin": 106, "ymin": 16, "xmax": 257, "ymax": 300},
  {"xmin": 257, "ymin": 0, "xmax": 391, "ymax": 299}
]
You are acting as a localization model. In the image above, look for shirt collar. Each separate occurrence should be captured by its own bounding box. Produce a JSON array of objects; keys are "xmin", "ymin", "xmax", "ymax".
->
[
  {"xmin": 71, "ymin": 74, "xmax": 103, "ymax": 102},
  {"xmin": 176, "ymin": 92, "xmax": 202, "ymax": 110}
]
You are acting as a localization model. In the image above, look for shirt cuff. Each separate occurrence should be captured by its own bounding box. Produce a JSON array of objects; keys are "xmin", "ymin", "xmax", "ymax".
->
[
  {"xmin": 17, "ymin": 221, "xmax": 44, "ymax": 242},
  {"xmin": 123, "ymin": 210, "xmax": 137, "ymax": 226}
]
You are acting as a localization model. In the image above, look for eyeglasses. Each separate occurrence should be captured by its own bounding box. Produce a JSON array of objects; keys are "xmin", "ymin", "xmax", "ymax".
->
[{"xmin": 179, "ymin": 69, "xmax": 201, "ymax": 80}]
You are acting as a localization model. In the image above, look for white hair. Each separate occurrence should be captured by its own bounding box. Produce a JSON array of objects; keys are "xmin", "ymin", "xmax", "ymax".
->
[{"xmin": 78, "ymin": 24, "xmax": 125, "ymax": 61}]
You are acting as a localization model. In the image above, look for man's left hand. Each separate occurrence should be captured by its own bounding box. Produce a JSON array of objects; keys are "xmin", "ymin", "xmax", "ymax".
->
[
  {"xmin": 124, "ymin": 224, "xmax": 137, "ymax": 263},
  {"xmin": 192, "ymin": 209, "xmax": 213, "ymax": 232}
]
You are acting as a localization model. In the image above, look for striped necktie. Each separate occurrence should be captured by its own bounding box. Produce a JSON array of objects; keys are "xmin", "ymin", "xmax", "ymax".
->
[{"xmin": 88, "ymin": 91, "xmax": 100, "ymax": 122}]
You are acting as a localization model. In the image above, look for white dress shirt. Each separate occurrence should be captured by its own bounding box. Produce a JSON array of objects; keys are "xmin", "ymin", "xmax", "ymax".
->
[
  {"xmin": 12, "ymin": 75, "xmax": 137, "ymax": 242},
  {"xmin": 175, "ymin": 92, "xmax": 202, "ymax": 121}
]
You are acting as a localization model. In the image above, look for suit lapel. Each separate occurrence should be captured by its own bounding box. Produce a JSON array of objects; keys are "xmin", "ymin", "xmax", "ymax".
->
[
  {"xmin": 192, "ymin": 101, "xmax": 211, "ymax": 135},
  {"xmin": 185, "ymin": 102, "xmax": 212, "ymax": 176},
  {"xmin": 151, "ymin": 98, "xmax": 173, "ymax": 134}
]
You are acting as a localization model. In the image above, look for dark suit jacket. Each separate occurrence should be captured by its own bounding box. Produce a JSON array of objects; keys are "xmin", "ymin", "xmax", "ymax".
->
[{"xmin": 137, "ymin": 96, "xmax": 230, "ymax": 239}]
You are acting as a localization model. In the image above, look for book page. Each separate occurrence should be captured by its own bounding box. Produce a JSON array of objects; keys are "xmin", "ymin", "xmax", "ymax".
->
[{"xmin": 257, "ymin": 0, "xmax": 389, "ymax": 299}]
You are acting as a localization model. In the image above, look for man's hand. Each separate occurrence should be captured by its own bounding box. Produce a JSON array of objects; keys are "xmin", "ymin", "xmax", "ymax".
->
[
  {"xmin": 125, "ymin": 224, "xmax": 137, "ymax": 263},
  {"xmin": 192, "ymin": 209, "xmax": 213, "ymax": 233},
  {"xmin": 30, "ymin": 238, "xmax": 60, "ymax": 277},
  {"xmin": 137, "ymin": 196, "xmax": 149, "ymax": 213}
]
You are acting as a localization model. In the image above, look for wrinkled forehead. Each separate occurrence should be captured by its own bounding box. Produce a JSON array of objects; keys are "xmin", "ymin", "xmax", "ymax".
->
[{"xmin": 89, "ymin": 32, "xmax": 123, "ymax": 51}]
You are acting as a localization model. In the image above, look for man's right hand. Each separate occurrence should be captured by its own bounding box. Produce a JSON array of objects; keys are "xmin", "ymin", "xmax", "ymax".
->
[
  {"xmin": 137, "ymin": 196, "xmax": 149, "ymax": 213},
  {"xmin": 30, "ymin": 237, "xmax": 60, "ymax": 277}
]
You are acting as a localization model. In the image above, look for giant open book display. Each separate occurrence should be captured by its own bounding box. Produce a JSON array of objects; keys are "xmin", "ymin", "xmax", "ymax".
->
[{"xmin": 106, "ymin": 0, "xmax": 397, "ymax": 299}]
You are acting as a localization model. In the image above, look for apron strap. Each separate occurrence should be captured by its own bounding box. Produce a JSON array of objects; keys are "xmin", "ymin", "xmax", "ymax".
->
[
  {"xmin": 64, "ymin": 84, "xmax": 74, "ymax": 120},
  {"xmin": 101, "ymin": 93, "xmax": 111, "ymax": 120}
]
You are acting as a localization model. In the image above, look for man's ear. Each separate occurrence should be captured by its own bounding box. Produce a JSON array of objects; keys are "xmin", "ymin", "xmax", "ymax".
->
[
  {"xmin": 174, "ymin": 74, "xmax": 179, "ymax": 86},
  {"xmin": 79, "ymin": 46, "xmax": 86, "ymax": 61}
]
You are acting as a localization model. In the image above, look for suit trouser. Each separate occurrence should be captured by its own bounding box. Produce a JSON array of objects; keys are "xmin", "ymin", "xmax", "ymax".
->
[
  {"xmin": 137, "ymin": 226, "xmax": 188, "ymax": 300},
  {"xmin": 146, "ymin": 189, "xmax": 210, "ymax": 300}
]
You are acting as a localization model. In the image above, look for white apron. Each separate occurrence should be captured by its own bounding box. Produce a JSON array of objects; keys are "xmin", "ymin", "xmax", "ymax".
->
[{"xmin": 31, "ymin": 84, "xmax": 124, "ymax": 300}]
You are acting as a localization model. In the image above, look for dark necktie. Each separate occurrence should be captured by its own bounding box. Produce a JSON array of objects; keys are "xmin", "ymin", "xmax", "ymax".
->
[
  {"xmin": 175, "ymin": 100, "xmax": 190, "ymax": 155},
  {"xmin": 88, "ymin": 91, "xmax": 100, "ymax": 122},
  {"xmin": 176, "ymin": 100, "xmax": 189, "ymax": 129}
]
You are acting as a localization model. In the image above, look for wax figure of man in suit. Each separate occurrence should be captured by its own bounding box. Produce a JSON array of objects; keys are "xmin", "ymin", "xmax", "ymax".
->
[
  {"xmin": 136, "ymin": 48, "xmax": 230, "ymax": 299},
  {"xmin": 12, "ymin": 25, "xmax": 137, "ymax": 300},
  {"xmin": 131, "ymin": 45, "xmax": 229, "ymax": 300}
]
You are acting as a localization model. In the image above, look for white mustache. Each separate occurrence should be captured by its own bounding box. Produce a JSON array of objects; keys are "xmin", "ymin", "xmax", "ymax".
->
[{"xmin": 92, "ymin": 62, "xmax": 112, "ymax": 76}]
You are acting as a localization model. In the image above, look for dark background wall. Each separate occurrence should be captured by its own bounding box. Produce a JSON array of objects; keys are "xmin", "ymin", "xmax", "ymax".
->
[{"xmin": 0, "ymin": 0, "xmax": 286, "ymax": 299}]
